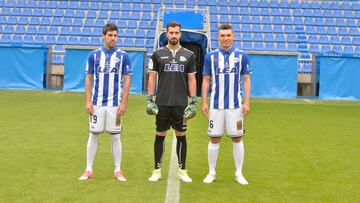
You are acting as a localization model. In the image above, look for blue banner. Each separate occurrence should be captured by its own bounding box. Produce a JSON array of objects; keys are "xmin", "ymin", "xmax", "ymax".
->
[
  {"xmin": 0, "ymin": 47, "xmax": 46, "ymax": 90},
  {"xmin": 63, "ymin": 48, "xmax": 144, "ymax": 93},
  {"xmin": 319, "ymin": 56, "xmax": 360, "ymax": 100},
  {"xmin": 249, "ymin": 54, "xmax": 298, "ymax": 98}
]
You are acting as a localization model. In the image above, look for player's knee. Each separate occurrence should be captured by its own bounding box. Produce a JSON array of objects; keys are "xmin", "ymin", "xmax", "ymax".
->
[
  {"xmin": 110, "ymin": 133, "xmax": 120, "ymax": 141},
  {"xmin": 156, "ymin": 131, "xmax": 167, "ymax": 136},
  {"xmin": 210, "ymin": 137, "xmax": 221, "ymax": 144},
  {"xmin": 231, "ymin": 137, "xmax": 242, "ymax": 143},
  {"xmin": 90, "ymin": 132, "xmax": 101, "ymax": 140}
]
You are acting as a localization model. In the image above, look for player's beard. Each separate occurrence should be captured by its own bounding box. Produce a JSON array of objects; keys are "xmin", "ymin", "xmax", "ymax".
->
[{"xmin": 169, "ymin": 38, "xmax": 178, "ymax": 45}]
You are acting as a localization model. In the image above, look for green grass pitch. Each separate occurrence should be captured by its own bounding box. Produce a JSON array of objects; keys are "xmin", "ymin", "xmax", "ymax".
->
[{"xmin": 0, "ymin": 90, "xmax": 359, "ymax": 203}]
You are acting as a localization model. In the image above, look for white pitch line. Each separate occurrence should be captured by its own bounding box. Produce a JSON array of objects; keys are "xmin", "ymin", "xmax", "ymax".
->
[
  {"xmin": 165, "ymin": 133, "xmax": 180, "ymax": 203},
  {"xmin": 303, "ymin": 99, "xmax": 315, "ymax": 104}
]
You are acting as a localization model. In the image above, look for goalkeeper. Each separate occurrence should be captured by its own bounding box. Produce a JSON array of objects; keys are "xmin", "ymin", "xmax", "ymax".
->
[{"xmin": 146, "ymin": 21, "xmax": 197, "ymax": 183}]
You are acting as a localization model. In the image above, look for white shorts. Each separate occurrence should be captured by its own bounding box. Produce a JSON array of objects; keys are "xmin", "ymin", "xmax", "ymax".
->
[
  {"xmin": 207, "ymin": 108, "xmax": 244, "ymax": 137},
  {"xmin": 89, "ymin": 106, "xmax": 122, "ymax": 134}
]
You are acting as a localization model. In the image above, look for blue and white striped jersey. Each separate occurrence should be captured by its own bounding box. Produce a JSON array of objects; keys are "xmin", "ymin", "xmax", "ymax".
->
[
  {"xmin": 85, "ymin": 47, "xmax": 132, "ymax": 107},
  {"xmin": 203, "ymin": 47, "xmax": 251, "ymax": 109}
]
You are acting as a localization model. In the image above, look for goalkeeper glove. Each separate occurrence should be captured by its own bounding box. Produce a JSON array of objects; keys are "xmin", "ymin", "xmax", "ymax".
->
[
  {"xmin": 184, "ymin": 96, "xmax": 197, "ymax": 120},
  {"xmin": 146, "ymin": 95, "xmax": 159, "ymax": 115}
]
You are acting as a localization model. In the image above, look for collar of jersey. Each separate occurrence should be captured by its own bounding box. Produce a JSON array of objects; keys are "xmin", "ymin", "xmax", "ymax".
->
[
  {"xmin": 101, "ymin": 46, "xmax": 117, "ymax": 53},
  {"xmin": 219, "ymin": 47, "xmax": 234, "ymax": 55}
]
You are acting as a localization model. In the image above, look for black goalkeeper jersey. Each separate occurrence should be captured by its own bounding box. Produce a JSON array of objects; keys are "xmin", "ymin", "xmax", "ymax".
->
[{"xmin": 148, "ymin": 46, "xmax": 196, "ymax": 106}]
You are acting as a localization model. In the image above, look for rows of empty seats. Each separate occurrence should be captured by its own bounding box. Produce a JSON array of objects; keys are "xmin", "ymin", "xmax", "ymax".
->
[{"xmin": 0, "ymin": 0, "xmax": 360, "ymax": 57}]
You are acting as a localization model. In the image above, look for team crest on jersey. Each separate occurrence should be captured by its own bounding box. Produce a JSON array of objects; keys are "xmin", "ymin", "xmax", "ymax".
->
[
  {"xmin": 237, "ymin": 120, "xmax": 243, "ymax": 131},
  {"xmin": 180, "ymin": 56, "xmax": 187, "ymax": 62}
]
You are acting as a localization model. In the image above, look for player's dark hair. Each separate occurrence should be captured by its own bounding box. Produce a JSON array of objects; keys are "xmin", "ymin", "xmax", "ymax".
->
[
  {"xmin": 102, "ymin": 23, "xmax": 118, "ymax": 35},
  {"xmin": 218, "ymin": 24, "xmax": 233, "ymax": 32},
  {"xmin": 166, "ymin": 21, "xmax": 181, "ymax": 32}
]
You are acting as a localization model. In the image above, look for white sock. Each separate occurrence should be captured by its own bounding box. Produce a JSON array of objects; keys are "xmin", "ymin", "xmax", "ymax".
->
[
  {"xmin": 111, "ymin": 134, "xmax": 122, "ymax": 172},
  {"xmin": 208, "ymin": 142, "xmax": 219, "ymax": 174},
  {"xmin": 86, "ymin": 133, "xmax": 100, "ymax": 172},
  {"xmin": 233, "ymin": 140, "xmax": 244, "ymax": 176}
]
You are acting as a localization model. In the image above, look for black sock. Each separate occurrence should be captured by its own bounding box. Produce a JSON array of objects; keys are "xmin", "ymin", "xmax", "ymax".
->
[
  {"xmin": 176, "ymin": 136, "xmax": 187, "ymax": 170},
  {"xmin": 154, "ymin": 135, "xmax": 165, "ymax": 169}
]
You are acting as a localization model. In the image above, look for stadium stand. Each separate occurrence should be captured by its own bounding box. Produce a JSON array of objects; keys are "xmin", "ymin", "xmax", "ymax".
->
[{"xmin": 0, "ymin": 0, "xmax": 359, "ymax": 67}]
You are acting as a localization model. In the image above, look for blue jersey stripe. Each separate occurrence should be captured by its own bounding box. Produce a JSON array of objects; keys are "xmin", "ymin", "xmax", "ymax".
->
[
  {"xmin": 234, "ymin": 51, "xmax": 239, "ymax": 108},
  {"xmin": 113, "ymin": 52, "xmax": 120, "ymax": 106},
  {"xmin": 93, "ymin": 52, "xmax": 101, "ymax": 105},
  {"xmin": 214, "ymin": 52, "xmax": 219, "ymax": 109}
]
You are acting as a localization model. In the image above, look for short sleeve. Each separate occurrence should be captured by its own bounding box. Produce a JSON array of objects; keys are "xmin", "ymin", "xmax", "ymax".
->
[
  {"xmin": 147, "ymin": 53, "xmax": 158, "ymax": 72},
  {"xmin": 202, "ymin": 53, "xmax": 212, "ymax": 76},
  {"xmin": 122, "ymin": 53, "xmax": 132, "ymax": 75},
  {"xmin": 240, "ymin": 52, "xmax": 251, "ymax": 75},
  {"xmin": 187, "ymin": 53, "xmax": 196, "ymax": 74},
  {"xmin": 85, "ymin": 51, "xmax": 95, "ymax": 74}
]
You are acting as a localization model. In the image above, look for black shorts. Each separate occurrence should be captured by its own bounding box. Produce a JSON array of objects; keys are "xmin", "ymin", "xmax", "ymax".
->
[{"xmin": 156, "ymin": 106, "xmax": 187, "ymax": 132}]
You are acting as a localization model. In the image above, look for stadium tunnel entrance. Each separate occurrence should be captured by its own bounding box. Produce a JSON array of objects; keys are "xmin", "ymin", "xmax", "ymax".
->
[{"xmin": 159, "ymin": 30, "xmax": 208, "ymax": 96}]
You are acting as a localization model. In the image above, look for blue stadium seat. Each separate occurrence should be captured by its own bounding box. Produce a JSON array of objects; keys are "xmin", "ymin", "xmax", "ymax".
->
[
  {"xmin": 98, "ymin": 11, "xmax": 108, "ymax": 19},
  {"xmin": 286, "ymin": 34, "xmax": 296, "ymax": 43},
  {"xmin": 261, "ymin": 16, "xmax": 271, "ymax": 24},
  {"xmin": 100, "ymin": 2, "xmax": 110, "ymax": 10},
  {"xmin": 72, "ymin": 19, "xmax": 83, "ymax": 27},
  {"xmin": 110, "ymin": 12, "xmax": 120, "ymax": 20},
  {"xmin": 47, "ymin": 1, "xmax": 57, "ymax": 9},
  {"xmin": 46, "ymin": 36, "xmax": 56, "ymax": 44},
  {"xmin": 343, "ymin": 46, "xmax": 354, "ymax": 54},
  {"xmin": 316, "ymin": 27, "xmax": 326, "ymax": 35},
  {"xmin": 29, "ymin": 17, "xmax": 40, "ymax": 25},
  {"xmin": 60, "ymin": 27, "xmax": 70, "ymax": 35},
  {"xmin": 34, "ymin": 36, "xmax": 45, "ymax": 44},
  {"xmin": 39, "ymin": 17, "xmax": 50, "ymax": 25},
  {"xmin": 134, "ymin": 39, "xmax": 145, "ymax": 47},
  {"xmin": 43, "ymin": 9, "xmax": 53, "ymax": 17},
  {"xmin": 322, "ymin": 10, "xmax": 332, "ymax": 18},
  {"xmin": 147, "ymin": 29, "xmax": 155, "ymax": 39},
  {"xmin": 327, "ymin": 27, "xmax": 337, "ymax": 35},
  {"xmin": 53, "ymin": 9, "xmax": 64, "ymax": 17},
  {"xmin": 62, "ymin": 18, "xmax": 72, "ymax": 27},
  {"xmin": 0, "ymin": 16, "xmax": 5, "ymax": 25},
  {"xmin": 281, "ymin": 9, "xmax": 291, "ymax": 16},
  {"xmin": 283, "ymin": 17, "xmax": 292, "ymax": 25},
  {"xmin": 231, "ymin": 16, "xmax": 240, "ymax": 23},
  {"xmin": 252, "ymin": 25, "xmax": 262, "ymax": 33},
  {"xmin": 314, "ymin": 18, "xmax": 325, "ymax": 26},
  {"xmin": 346, "ymin": 19, "xmax": 356, "ymax": 27},
  {"xmin": 90, "ymin": 38, "xmax": 101, "ymax": 46},
  {"xmin": 319, "ymin": 36, "xmax": 329, "ymax": 44},
  {"xmin": 23, "ymin": 35, "xmax": 34, "ymax": 44},
  {"xmin": 69, "ymin": 1, "xmax": 79, "ymax": 9},
  {"xmin": 260, "ymin": 8, "xmax": 270, "ymax": 16},
  {"xmin": 38, "ymin": 26, "xmax": 48, "ymax": 35},
  {"xmin": 48, "ymin": 27, "xmax": 58, "ymax": 35},
  {"xmin": 270, "ymin": 8, "xmax": 281, "ymax": 16},
  {"xmin": 286, "ymin": 43, "xmax": 296, "ymax": 52},
  {"xmin": 308, "ymin": 35, "xmax": 318, "ymax": 44},
  {"xmin": 309, "ymin": 44, "xmax": 320, "ymax": 53},
  {"xmin": 57, "ymin": 36, "xmax": 67, "ymax": 45},
  {"xmin": 253, "ymin": 42, "xmax": 264, "ymax": 51},
  {"xmin": 335, "ymin": 19, "xmax": 346, "ymax": 27},
  {"xmin": 321, "ymin": 45, "xmax": 331, "ymax": 53},
  {"xmin": 264, "ymin": 33, "xmax": 275, "ymax": 42},
  {"xmin": 79, "ymin": 2, "xmax": 90, "ymax": 10},
  {"xmin": 1, "ymin": 7, "xmax": 11, "ymax": 15},
  {"xmin": 341, "ymin": 36, "xmax": 351, "ymax": 45},
  {"xmin": 262, "ymin": 25, "xmax": 272, "ymax": 33},
  {"xmin": 12, "ymin": 35, "xmax": 22, "ymax": 43},
  {"xmin": 3, "ymin": 25, "xmax": 14, "ymax": 34},
  {"xmin": 68, "ymin": 37, "xmax": 78, "ymax": 45},
  {"xmin": 123, "ymin": 39, "xmax": 134, "ymax": 47},
  {"xmin": 252, "ymin": 16, "xmax": 261, "ymax": 24},
  {"xmin": 84, "ymin": 19, "xmax": 95, "ymax": 27},
  {"xmin": 292, "ymin": 9, "xmax": 302, "ymax": 17},
  {"xmin": 220, "ymin": 15, "xmax": 230, "ymax": 23},
  {"xmin": 349, "ymin": 28, "xmax": 359, "ymax": 36},
  {"xmin": 249, "ymin": 8, "xmax": 259, "ymax": 16},
  {"xmin": 352, "ymin": 4, "xmax": 360, "ymax": 11},
  {"xmin": 333, "ymin": 10, "xmax": 344, "ymax": 18},
  {"xmin": 275, "ymin": 43, "xmax": 286, "ymax": 51},
  {"xmin": 275, "ymin": 34, "xmax": 285, "ymax": 43},
  {"xmin": 146, "ymin": 39, "xmax": 154, "ymax": 48},
  {"xmin": 273, "ymin": 25, "xmax": 283, "ymax": 33},
  {"xmin": 353, "ymin": 37, "xmax": 360, "ymax": 46},
  {"xmin": 338, "ymin": 27, "xmax": 348, "ymax": 36},
  {"xmin": 264, "ymin": 43, "xmax": 275, "ymax": 51},
  {"xmin": 141, "ymin": 12, "xmax": 152, "ymax": 20},
  {"xmin": 355, "ymin": 11, "xmax": 360, "ymax": 18},
  {"xmin": 87, "ymin": 10, "xmax": 97, "ymax": 18},
  {"xmin": 71, "ymin": 27, "xmax": 81, "ymax": 35},
  {"xmin": 344, "ymin": 11, "xmax": 354, "ymax": 18},
  {"xmin": 135, "ymin": 30, "xmax": 145, "ymax": 38},
  {"xmin": 305, "ymin": 26, "xmax": 316, "ymax": 34},
  {"xmin": 27, "ymin": 26, "xmax": 36, "ymax": 34},
  {"xmin": 79, "ymin": 37, "xmax": 90, "ymax": 46},
  {"xmin": 127, "ymin": 21, "xmax": 137, "ymax": 29},
  {"xmin": 242, "ymin": 42, "xmax": 253, "ymax": 50},
  {"xmin": 303, "ymin": 9, "xmax": 313, "ymax": 17},
  {"xmin": 15, "ymin": 26, "xmax": 26, "ymax": 34},
  {"xmin": 332, "ymin": 45, "xmax": 342, "ymax": 53},
  {"xmin": 240, "ymin": 24, "xmax": 251, "ymax": 33},
  {"xmin": 355, "ymin": 47, "xmax": 360, "ymax": 54},
  {"xmin": 52, "ymin": 18, "xmax": 62, "ymax": 26},
  {"xmin": 16, "ymin": 0, "xmax": 27, "ymax": 8},
  {"xmin": 241, "ymin": 16, "xmax": 250, "ymax": 24},
  {"xmin": 121, "ymin": 12, "xmax": 131, "ymax": 20},
  {"xmin": 64, "ymin": 10, "xmax": 75, "ymax": 18},
  {"xmin": 239, "ymin": 8, "xmax": 249, "ymax": 15},
  {"xmin": 111, "ymin": 3, "xmax": 120, "ymax": 11},
  {"xmin": 293, "ymin": 17, "xmax": 303, "ymax": 25},
  {"xmin": 81, "ymin": 28, "xmax": 92, "ymax": 36},
  {"xmin": 279, "ymin": 0, "xmax": 289, "ymax": 8},
  {"xmin": 242, "ymin": 33, "xmax": 252, "ymax": 42},
  {"xmin": 304, "ymin": 18, "xmax": 314, "ymax": 26},
  {"xmin": 6, "ymin": 16, "xmax": 17, "ymax": 25},
  {"xmin": 12, "ymin": 8, "xmax": 22, "ymax": 16}
]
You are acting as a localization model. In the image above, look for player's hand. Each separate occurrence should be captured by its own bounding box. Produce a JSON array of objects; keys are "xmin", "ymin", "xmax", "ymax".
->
[
  {"xmin": 117, "ymin": 102, "xmax": 127, "ymax": 116},
  {"xmin": 202, "ymin": 102, "xmax": 208, "ymax": 118},
  {"xmin": 146, "ymin": 95, "xmax": 158, "ymax": 115},
  {"xmin": 86, "ymin": 101, "xmax": 94, "ymax": 115},
  {"xmin": 242, "ymin": 102, "xmax": 250, "ymax": 117},
  {"xmin": 184, "ymin": 97, "xmax": 197, "ymax": 120}
]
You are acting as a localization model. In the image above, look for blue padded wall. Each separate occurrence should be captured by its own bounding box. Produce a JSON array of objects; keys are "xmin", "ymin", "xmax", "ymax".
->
[
  {"xmin": 319, "ymin": 55, "xmax": 360, "ymax": 100},
  {"xmin": 249, "ymin": 54, "xmax": 298, "ymax": 98},
  {"xmin": 0, "ymin": 46, "xmax": 46, "ymax": 90}
]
